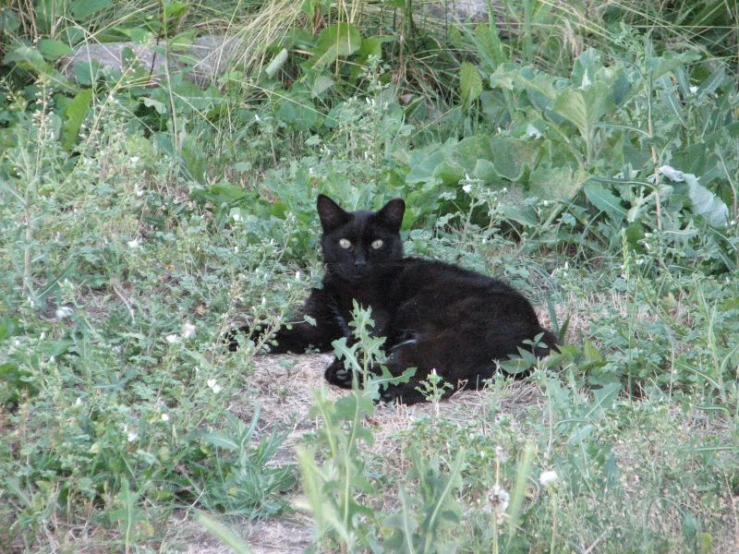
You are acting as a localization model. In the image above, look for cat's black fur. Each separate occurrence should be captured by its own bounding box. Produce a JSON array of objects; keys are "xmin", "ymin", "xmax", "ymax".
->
[{"xmin": 229, "ymin": 194, "xmax": 558, "ymax": 404}]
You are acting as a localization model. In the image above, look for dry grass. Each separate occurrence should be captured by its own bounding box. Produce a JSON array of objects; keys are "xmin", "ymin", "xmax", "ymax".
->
[{"xmin": 178, "ymin": 347, "xmax": 553, "ymax": 553}]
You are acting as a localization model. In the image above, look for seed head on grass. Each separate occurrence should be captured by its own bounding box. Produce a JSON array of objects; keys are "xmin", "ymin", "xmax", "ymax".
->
[
  {"xmin": 485, "ymin": 485, "xmax": 510, "ymax": 524},
  {"xmin": 539, "ymin": 470, "xmax": 559, "ymax": 487}
]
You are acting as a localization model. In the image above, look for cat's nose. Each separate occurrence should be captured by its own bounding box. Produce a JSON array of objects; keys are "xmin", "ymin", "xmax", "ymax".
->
[{"xmin": 354, "ymin": 255, "xmax": 368, "ymax": 275}]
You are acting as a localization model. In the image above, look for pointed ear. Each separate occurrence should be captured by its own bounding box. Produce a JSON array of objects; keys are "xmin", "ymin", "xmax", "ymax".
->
[
  {"xmin": 317, "ymin": 194, "xmax": 350, "ymax": 233},
  {"xmin": 376, "ymin": 198, "xmax": 405, "ymax": 233}
]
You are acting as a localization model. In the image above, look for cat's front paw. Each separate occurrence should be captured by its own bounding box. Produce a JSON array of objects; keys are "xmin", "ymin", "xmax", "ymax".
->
[
  {"xmin": 324, "ymin": 358, "xmax": 356, "ymax": 389},
  {"xmin": 225, "ymin": 324, "xmax": 269, "ymax": 352},
  {"xmin": 376, "ymin": 383, "xmax": 428, "ymax": 405}
]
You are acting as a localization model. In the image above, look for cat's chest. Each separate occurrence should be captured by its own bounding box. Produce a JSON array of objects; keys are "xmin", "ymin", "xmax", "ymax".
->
[
  {"xmin": 329, "ymin": 281, "xmax": 391, "ymax": 312},
  {"xmin": 325, "ymin": 278, "xmax": 396, "ymax": 333}
]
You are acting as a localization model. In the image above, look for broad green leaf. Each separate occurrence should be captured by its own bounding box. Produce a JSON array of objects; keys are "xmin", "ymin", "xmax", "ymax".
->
[
  {"xmin": 460, "ymin": 61, "xmax": 482, "ymax": 109},
  {"xmin": 473, "ymin": 159, "xmax": 497, "ymax": 182},
  {"xmin": 696, "ymin": 66, "xmax": 727, "ymax": 99},
  {"xmin": 488, "ymin": 135, "xmax": 532, "ymax": 181},
  {"xmin": 62, "ymin": 88, "xmax": 92, "ymax": 151},
  {"xmin": 356, "ymin": 36, "xmax": 389, "ymax": 60},
  {"xmin": 143, "ymin": 97, "xmax": 167, "ymax": 114},
  {"xmin": 568, "ymin": 423, "xmax": 594, "ymax": 445},
  {"xmin": 406, "ymin": 141, "xmax": 458, "ymax": 185},
  {"xmin": 656, "ymin": 73, "xmax": 685, "ymax": 127},
  {"xmin": 474, "ymin": 22, "xmax": 506, "ymax": 69},
  {"xmin": 313, "ymin": 22, "xmax": 361, "ymax": 70},
  {"xmin": 163, "ymin": 0, "xmax": 188, "ymax": 21},
  {"xmin": 454, "ymin": 134, "xmax": 494, "ymax": 163},
  {"xmin": 3, "ymin": 46, "xmax": 74, "ymax": 91},
  {"xmin": 264, "ymin": 48, "xmax": 288, "ymax": 78},
  {"xmin": 583, "ymin": 181, "xmax": 627, "ymax": 223},
  {"xmin": 0, "ymin": 8, "xmax": 20, "ymax": 32},
  {"xmin": 504, "ymin": 203, "xmax": 540, "ymax": 226},
  {"xmin": 684, "ymin": 174, "xmax": 728, "ymax": 227},
  {"xmin": 528, "ymin": 167, "xmax": 583, "ymax": 200},
  {"xmin": 38, "ymin": 39, "xmax": 73, "ymax": 61},
  {"xmin": 3, "ymin": 45, "xmax": 50, "ymax": 73},
  {"xmin": 73, "ymin": 59, "xmax": 104, "ymax": 85},
  {"xmin": 592, "ymin": 382, "xmax": 622, "ymax": 412},
  {"xmin": 168, "ymin": 30, "xmax": 196, "ymax": 51},
  {"xmin": 488, "ymin": 63, "xmax": 517, "ymax": 91},
  {"xmin": 490, "ymin": 65, "xmax": 558, "ymax": 107},
  {"xmin": 310, "ymin": 73, "xmax": 335, "ymax": 98},
  {"xmin": 571, "ymin": 48, "xmax": 603, "ymax": 88},
  {"xmin": 433, "ymin": 160, "xmax": 465, "ymax": 186},
  {"xmin": 551, "ymin": 84, "xmax": 611, "ymax": 141},
  {"xmin": 70, "ymin": 0, "xmax": 112, "ymax": 20},
  {"xmin": 118, "ymin": 26, "xmax": 154, "ymax": 43},
  {"xmin": 276, "ymin": 90, "xmax": 318, "ymax": 131},
  {"xmin": 200, "ymin": 432, "xmax": 239, "ymax": 451},
  {"xmin": 39, "ymin": 340, "xmax": 72, "ymax": 358},
  {"xmin": 646, "ymin": 51, "xmax": 701, "ymax": 81}
]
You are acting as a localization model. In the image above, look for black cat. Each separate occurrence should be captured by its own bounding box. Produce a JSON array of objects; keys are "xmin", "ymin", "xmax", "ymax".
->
[{"xmin": 229, "ymin": 194, "xmax": 558, "ymax": 404}]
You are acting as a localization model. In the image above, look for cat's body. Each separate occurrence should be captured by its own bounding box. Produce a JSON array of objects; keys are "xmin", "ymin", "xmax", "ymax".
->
[{"xmin": 230, "ymin": 194, "xmax": 557, "ymax": 404}]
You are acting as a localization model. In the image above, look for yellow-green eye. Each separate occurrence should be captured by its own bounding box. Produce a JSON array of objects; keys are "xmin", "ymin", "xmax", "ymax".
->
[
  {"xmin": 339, "ymin": 238, "xmax": 352, "ymax": 249},
  {"xmin": 371, "ymin": 239, "xmax": 383, "ymax": 250}
]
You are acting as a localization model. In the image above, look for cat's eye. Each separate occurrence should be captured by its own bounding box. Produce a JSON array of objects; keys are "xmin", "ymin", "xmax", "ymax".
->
[
  {"xmin": 371, "ymin": 239, "xmax": 383, "ymax": 250},
  {"xmin": 339, "ymin": 238, "xmax": 352, "ymax": 249}
]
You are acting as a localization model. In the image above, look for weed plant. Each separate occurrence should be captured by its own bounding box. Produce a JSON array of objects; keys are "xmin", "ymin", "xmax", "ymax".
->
[{"xmin": 0, "ymin": 0, "xmax": 737, "ymax": 552}]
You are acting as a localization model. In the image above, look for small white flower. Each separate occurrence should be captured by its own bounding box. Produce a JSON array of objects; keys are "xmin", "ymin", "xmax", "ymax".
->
[
  {"xmin": 123, "ymin": 425, "xmax": 138, "ymax": 442},
  {"xmin": 75, "ymin": 397, "xmax": 83, "ymax": 407},
  {"xmin": 127, "ymin": 238, "xmax": 141, "ymax": 248},
  {"xmin": 232, "ymin": 212, "xmax": 243, "ymax": 222},
  {"xmin": 130, "ymin": 156, "xmax": 140, "ymax": 164},
  {"xmin": 55, "ymin": 306, "xmax": 74, "ymax": 320},
  {"xmin": 689, "ymin": 86, "xmax": 698, "ymax": 94},
  {"xmin": 462, "ymin": 184, "xmax": 472, "ymax": 194},
  {"xmin": 207, "ymin": 379, "xmax": 222, "ymax": 394},
  {"xmin": 295, "ymin": 271, "xmax": 301, "ymax": 281},
  {"xmin": 539, "ymin": 470, "xmax": 559, "ymax": 486},
  {"xmin": 181, "ymin": 322, "xmax": 196, "ymax": 339},
  {"xmin": 165, "ymin": 334, "xmax": 180, "ymax": 344},
  {"xmin": 161, "ymin": 413, "xmax": 170, "ymax": 422},
  {"xmin": 254, "ymin": 114, "xmax": 261, "ymax": 123}
]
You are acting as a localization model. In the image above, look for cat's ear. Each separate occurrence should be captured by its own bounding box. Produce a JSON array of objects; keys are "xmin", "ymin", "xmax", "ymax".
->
[
  {"xmin": 317, "ymin": 194, "xmax": 350, "ymax": 233},
  {"xmin": 376, "ymin": 198, "xmax": 405, "ymax": 233}
]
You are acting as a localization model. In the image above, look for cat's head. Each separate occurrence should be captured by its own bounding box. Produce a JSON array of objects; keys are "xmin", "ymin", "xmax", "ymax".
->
[{"xmin": 317, "ymin": 194, "xmax": 405, "ymax": 281}]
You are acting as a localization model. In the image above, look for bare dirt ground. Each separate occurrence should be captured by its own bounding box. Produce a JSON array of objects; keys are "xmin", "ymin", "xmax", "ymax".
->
[
  {"xmin": 175, "ymin": 351, "xmax": 548, "ymax": 554},
  {"xmin": 171, "ymin": 307, "xmax": 566, "ymax": 553}
]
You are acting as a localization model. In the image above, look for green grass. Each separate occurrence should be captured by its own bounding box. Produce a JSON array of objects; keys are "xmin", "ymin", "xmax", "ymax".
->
[{"xmin": 1, "ymin": 0, "xmax": 738, "ymax": 552}]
